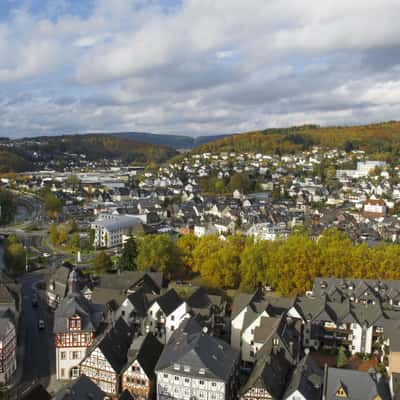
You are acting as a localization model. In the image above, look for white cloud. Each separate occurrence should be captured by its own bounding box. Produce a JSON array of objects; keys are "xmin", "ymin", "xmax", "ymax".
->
[{"xmin": 1, "ymin": 0, "xmax": 400, "ymax": 137}]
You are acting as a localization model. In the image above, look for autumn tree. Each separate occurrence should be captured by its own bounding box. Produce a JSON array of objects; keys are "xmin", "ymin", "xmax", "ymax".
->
[
  {"xmin": 136, "ymin": 234, "xmax": 182, "ymax": 278},
  {"xmin": 93, "ymin": 251, "xmax": 113, "ymax": 275}
]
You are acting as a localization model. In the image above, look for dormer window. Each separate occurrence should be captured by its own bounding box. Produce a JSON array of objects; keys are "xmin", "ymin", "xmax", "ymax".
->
[{"xmin": 69, "ymin": 315, "xmax": 81, "ymax": 331}]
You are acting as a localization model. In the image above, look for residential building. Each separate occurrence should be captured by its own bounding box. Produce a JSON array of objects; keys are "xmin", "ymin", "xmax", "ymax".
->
[
  {"xmin": 155, "ymin": 318, "xmax": 240, "ymax": 400},
  {"xmin": 145, "ymin": 289, "xmax": 190, "ymax": 343},
  {"xmin": 54, "ymin": 271, "xmax": 105, "ymax": 380},
  {"xmin": 322, "ymin": 367, "xmax": 390, "ymax": 400},
  {"xmin": 80, "ymin": 318, "xmax": 133, "ymax": 396},
  {"xmin": 0, "ymin": 316, "xmax": 17, "ymax": 384},
  {"xmin": 121, "ymin": 333, "xmax": 163, "ymax": 399},
  {"xmin": 91, "ymin": 215, "xmax": 143, "ymax": 248}
]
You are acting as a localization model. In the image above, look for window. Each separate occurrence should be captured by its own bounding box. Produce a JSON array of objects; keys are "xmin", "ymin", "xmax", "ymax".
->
[
  {"xmin": 72, "ymin": 351, "xmax": 80, "ymax": 360},
  {"xmin": 174, "ymin": 364, "xmax": 180, "ymax": 370},
  {"xmin": 171, "ymin": 325, "xmax": 175, "ymax": 331},
  {"xmin": 184, "ymin": 366, "xmax": 190, "ymax": 372},
  {"xmin": 199, "ymin": 368, "xmax": 205, "ymax": 375},
  {"xmin": 175, "ymin": 376, "xmax": 180, "ymax": 381},
  {"xmin": 185, "ymin": 378, "xmax": 190, "ymax": 383},
  {"xmin": 163, "ymin": 373, "xmax": 168, "ymax": 378},
  {"xmin": 171, "ymin": 315, "xmax": 175, "ymax": 321},
  {"xmin": 61, "ymin": 352, "xmax": 66, "ymax": 360},
  {"xmin": 199, "ymin": 380, "xmax": 204, "ymax": 385},
  {"xmin": 212, "ymin": 383, "xmax": 216, "ymax": 387}
]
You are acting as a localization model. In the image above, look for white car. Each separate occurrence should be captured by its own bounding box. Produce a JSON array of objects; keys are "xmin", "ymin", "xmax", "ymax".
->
[{"xmin": 43, "ymin": 253, "xmax": 50, "ymax": 258}]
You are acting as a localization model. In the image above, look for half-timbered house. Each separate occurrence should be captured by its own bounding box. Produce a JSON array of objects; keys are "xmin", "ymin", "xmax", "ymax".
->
[
  {"xmin": 80, "ymin": 318, "xmax": 133, "ymax": 397},
  {"xmin": 121, "ymin": 333, "xmax": 163, "ymax": 399},
  {"xmin": 54, "ymin": 271, "xmax": 105, "ymax": 380}
]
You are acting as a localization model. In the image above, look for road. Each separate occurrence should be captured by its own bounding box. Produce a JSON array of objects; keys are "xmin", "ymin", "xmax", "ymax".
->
[{"xmin": 19, "ymin": 272, "xmax": 54, "ymax": 386}]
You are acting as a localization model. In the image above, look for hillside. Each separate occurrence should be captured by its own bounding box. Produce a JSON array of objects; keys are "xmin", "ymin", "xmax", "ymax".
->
[
  {"xmin": 0, "ymin": 134, "xmax": 178, "ymax": 172},
  {"xmin": 192, "ymin": 121, "xmax": 400, "ymax": 157},
  {"xmin": 0, "ymin": 150, "xmax": 34, "ymax": 173},
  {"xmin": 113, "ymin": 132, "xmax": 230, "ymax": 149}
]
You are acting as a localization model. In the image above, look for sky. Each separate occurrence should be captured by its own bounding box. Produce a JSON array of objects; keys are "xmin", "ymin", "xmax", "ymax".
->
[{"xmin": 1, "ymin": 0, "xmax": 400, "ymax": 138}]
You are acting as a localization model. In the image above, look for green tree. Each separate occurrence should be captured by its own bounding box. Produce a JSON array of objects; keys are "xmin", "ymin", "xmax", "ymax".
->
[
  {"xmin": 336, "ymin": 346, "xmax": 348, "ymax": 368},
  {"xmin": 43, "ymin": 191, "xmax": 63, "ymax": 218},
  {"xmin": 0, "ymin": 189, "xmax": 16, "ymax": 225},
  {"xmin": 117, "ymin": 236, "xmax": 138, "ymax": 271},
  {"xmin": 49, "ymin": 224, "xmax": 59, "ymax": 246},
  {"xmin": 69, "ymin": 232, "xmax": 80, "ymax": 250},
  {"xmin": 4, "ymin": 235, "xmax": 26, "ymax": 273},
  {"xmin": 93, "ymin": 251, "xmax": 113, "ymax": 275}
]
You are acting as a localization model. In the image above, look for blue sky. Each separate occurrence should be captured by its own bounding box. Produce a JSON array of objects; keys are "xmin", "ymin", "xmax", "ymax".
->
[{"xmin": 1, "ymin": 0, "xmax": 400, "ymax": 137}]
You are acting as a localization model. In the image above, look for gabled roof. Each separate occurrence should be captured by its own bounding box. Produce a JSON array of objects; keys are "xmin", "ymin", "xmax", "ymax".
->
[
  {"xmin": 53, "ymin": 374, "xmax": 107, "ymax": 400},
  {"xmin": 95, "ymin": 318, "xmax": 133, "ymax": 373},
  {"xmin": 240, "ymin": 348, "xmax": 291, "ymax": 399},
  {"xmin": 54, "ymin": 292, "xmax": 104, "ymax": 334},
  {"xmin": 283, "ymin": 353, "xmax": 323, "ymax": 400},
  {"xmin": 323, "ymin": 367, "xmax": 391, "ymax": 400},
  {"xmin": 123, "ymin": 333, "xmax": 163, "ymax": 380},
  {"xmin": 153, "ymin": 289, "xmax": 183, "ymax": 316},
  {"xmin": 155, "ymin": 318, "xmax": 239, "ymax": 382}
]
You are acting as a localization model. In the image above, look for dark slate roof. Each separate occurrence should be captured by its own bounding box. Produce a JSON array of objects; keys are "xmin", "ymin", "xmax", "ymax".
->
[
  {"xmin": 21, "ymin": 384, "xmax": 51, "ymax": 400},
  {"xmin": 118, "ymin": 390, "xmax": 136, "ymax": 400},
  {"xmin": 293, "ymin": 296, "xmax": 387, "ymax": 328},
  {"xmin": 95, "ymin": 318, "xmax": 133, "ymax": 374},
  {"xmin": 54, "ymin": 292, "xmax": 104, "ymax": 334},
  {"xmin": 231, "ymin": 291, "xmax": 258, "ymax": 320},
  {"xmin": 313, "ymin": 277, "xmax": 400, "ymax": 304},
  {"xmin": 283, "ymin": 353, "xmax": 323, "ymax": 400},
  {"xmin": 48, "ymin": 266, "xmax": 71, "ymax": 299},
  {"xmin": 97, "ymin": 271, "xmax": 163, "ymax": 293},
  {"xmin": 125, "ymin": 288, "xmax": 149, "ymax": 318},
  {"xmin": 53, "ymin": 374, "xmax": 107, "ymax": 400},
  {"xmin": 155, "ymin": 318, "xmax": 239, "ymax": 382},
  {"xmin": 91, "ymin": 287, "xmax": 126, "ymax": 307},
  {"xmin": 154, "ymin": 289, "xmax": 182, "ymax": 316},
  {"xmin": 187, "ymin": 287, "xmax": 223, "ymax": 311},
  {"xmin": 258, "ymin": 316, "xmax": 302, "ymax": 365},
  {"xmin": 240, "ymin": 348, "xmax": 291, "ymax": 399},
  {"xmin": 122, "ymin": 333, "xmax": 163, "ymax": 380},
  {"xmin": 323, "ymin": 367, "xmax": 391, "ymax": 400}
]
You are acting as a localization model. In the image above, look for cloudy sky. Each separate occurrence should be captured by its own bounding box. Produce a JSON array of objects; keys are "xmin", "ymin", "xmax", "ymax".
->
[{"xmin": 1, "ymin": 0, "xmax": 400, "ymax": 138}]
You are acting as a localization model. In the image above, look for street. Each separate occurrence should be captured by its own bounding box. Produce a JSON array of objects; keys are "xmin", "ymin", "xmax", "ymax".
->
[{"xmin": 19, "ymin": 272, "xmax": 54, "ymax": 384}]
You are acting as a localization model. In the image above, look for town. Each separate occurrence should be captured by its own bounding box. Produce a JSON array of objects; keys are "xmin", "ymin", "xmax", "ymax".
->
[{"xmin": 0, "ymin": 133, "xmax": 400, "ymax": 400}]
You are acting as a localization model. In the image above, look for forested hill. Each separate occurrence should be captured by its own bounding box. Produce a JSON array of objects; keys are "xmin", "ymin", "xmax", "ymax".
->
[
  {"xmin": 0, "ymin": 134, "xmax": 178, "ymax": 172},
  {"xmin": 192, "ymin": 121, "xmax": 400, "ymax": 156}
]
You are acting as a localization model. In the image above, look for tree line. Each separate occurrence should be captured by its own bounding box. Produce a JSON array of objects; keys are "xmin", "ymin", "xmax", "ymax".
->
[{"xmin": 92, "ymin": 228, "xmax": 400, "ymax": 296}]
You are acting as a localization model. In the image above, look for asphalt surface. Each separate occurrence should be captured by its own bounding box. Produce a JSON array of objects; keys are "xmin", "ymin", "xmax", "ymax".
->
[{"xmin": 19, "ymin": 272, "xmax": 54, "ymax": 385}]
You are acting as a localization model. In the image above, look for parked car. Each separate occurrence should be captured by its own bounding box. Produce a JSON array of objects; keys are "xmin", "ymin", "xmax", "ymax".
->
[
  {"xmin": 32, "ymin": 294, "xmax": 38, "ymax": 307},
  {"xmin": 38, "ymin": 319, "xmax": 45, "ymax": 330}
]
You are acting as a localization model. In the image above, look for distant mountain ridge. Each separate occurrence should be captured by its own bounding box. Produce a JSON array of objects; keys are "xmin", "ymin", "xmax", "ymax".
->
[
  {"xmin": 112, "ymin": 132, "xmax": 230, "ymax": 149},
  {"xmin": 0, "ymin": 134, "xmax": 178, "ymax": 172}
]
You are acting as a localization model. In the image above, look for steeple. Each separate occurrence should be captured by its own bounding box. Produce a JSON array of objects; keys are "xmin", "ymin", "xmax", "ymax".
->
[{"xmin": 67, "ymin": 267, "xmax": 78, "ymax": 294}]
